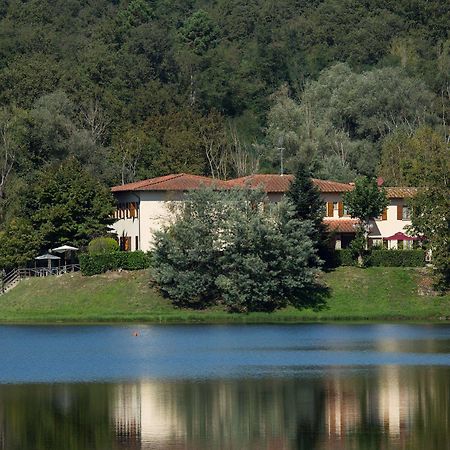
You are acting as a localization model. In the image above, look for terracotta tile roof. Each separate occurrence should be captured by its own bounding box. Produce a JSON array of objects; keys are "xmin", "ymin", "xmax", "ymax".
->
[
  {"xmin": 227, "ymin": 174, "xmax": 294, "ymax": 192},
  {"xmin": 226, "ymin": 174, "xmax": 353, "ymax": 193},
  {"xmin": 112, "ymin": 173, "xmax": 416, "ymax": 198},
  {"xmin": 111, "ymin": 174, "xmax": 229, "ymax": 192},
  {"xmin": 324, "ymin": 219, "xmax": 359, "ymax": 233},
  {"xmin": 311, "ymin": 178, "xmax": 353, "ymax": 193},
  {"xmin": 385, "ymin": 187, "xmax": 418, "ymax": 198}
]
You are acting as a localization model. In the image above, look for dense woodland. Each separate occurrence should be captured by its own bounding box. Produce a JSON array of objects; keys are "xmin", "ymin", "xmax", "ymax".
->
[{"xmin": 0, "ymin": 0, "xmax": 449, "ymax": 268}]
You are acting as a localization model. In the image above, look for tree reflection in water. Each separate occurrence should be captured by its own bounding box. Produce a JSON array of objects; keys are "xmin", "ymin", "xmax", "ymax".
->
[{"xmin": 0, "ymin": 366, "xmax": 448, "ymax": 450}]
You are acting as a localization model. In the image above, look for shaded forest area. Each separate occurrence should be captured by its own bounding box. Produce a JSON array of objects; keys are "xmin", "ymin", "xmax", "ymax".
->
[{"xmin": 0, "ymin": 0, "xmax": 449, "ymax": 227}]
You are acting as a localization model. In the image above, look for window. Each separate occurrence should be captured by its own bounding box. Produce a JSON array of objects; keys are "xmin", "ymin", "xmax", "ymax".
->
[
  {"xmin": 326, "ymin": 202, "xmax": 334, "ymax": 217},
  {"xmin": 371, "ymin": 238, "xmax": 383, "ymax": 247},
  {"xmin": 402, "ymin": 206, "xmax": 411, "ymax": 220},
  {"xmin": 341, "ymin": 234, "xmax": 353, "ymax": 249},
  {"xmin": 404, "ymin": 240, "xmax": 413, "ymax": 250},
  {"xmin": 397, "ymin": 240, "xmax": 404, "ymax": 250},
  {"xmin": 135, "ymin": 236, "xmax": 139, "ymax": 251},
  {"xmin": 115, "ymin": 202, "xmax": 139, "ymax": 220},
  {"xmin": 120, "ymin": 236, "xmax": 131, "ymax": 252},
  {"xmin": 343, "ymin": 204, "xmax": 350, "ymax": 216}
]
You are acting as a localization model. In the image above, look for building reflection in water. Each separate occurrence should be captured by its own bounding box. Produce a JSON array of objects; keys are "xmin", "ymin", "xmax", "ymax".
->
[
  {"xmin": 0, "ymin": 367, "xmax": 446, "ymax": 450},
  {"xmin": 111, "ymin": 366, "xmax": 448, "ymax": 450}
]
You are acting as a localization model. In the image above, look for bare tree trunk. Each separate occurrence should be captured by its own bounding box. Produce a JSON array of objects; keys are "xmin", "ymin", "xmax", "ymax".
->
[
  {"xmin": 0, "ymin": 115, "xmax": 16, "ymax": 200},
  {"xmin": 81, "ymin": 99, "xmax": 110, "ymax": 144}
]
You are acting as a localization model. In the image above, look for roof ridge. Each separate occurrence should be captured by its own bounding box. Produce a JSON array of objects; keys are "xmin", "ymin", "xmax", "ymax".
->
[
  {"xmin": 142, "ymin": 173, "xmax": 185, "ymax": 187},
  {"xmin": 311, "ymin": 177, "xmax": 351, "ymax": 185}
]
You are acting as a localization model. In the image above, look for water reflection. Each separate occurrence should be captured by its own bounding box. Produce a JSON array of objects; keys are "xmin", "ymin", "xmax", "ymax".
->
[{"xmin": 1, "ymin": 366, "xmax": 447, "ymax": 450}]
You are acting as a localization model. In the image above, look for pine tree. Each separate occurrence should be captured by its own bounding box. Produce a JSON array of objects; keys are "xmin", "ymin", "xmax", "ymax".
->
[{"xmin": 287, "ymin": 163, "xmax": 327, "ymax": 261}]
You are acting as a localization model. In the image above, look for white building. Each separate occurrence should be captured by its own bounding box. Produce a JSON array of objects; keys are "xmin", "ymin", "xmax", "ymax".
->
[{"xmin": 111, "ymin": 173, "xmax": 417, "ymax": 252}]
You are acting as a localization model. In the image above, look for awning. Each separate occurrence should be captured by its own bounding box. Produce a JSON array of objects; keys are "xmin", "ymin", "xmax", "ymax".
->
[{"xmin": 384, "ymin": 232, "xmax": 422, "ymax": 241}]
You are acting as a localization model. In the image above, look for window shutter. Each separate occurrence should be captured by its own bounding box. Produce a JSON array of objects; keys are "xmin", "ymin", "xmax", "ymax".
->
[
  {"xmin": 382, "ymin": 208, "xmax": 387, "ymax": 221},
  {"xmin": 338, "ymin": 202, "xmax": 344, "ymax": 217},
  {"xmin": 326, "ymin": 202, "xmax": 333, "ymax": 217},
  {"xmin": 397, "ymin": 205, "xmax": 403, "ymax": 220},
  {"xmin": 130, "ymin": 202, "xmax": 136, "ymax": 218}
]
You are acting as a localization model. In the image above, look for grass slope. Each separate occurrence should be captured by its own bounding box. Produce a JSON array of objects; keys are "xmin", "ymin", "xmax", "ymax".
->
[{"xmin": 0, "ymin": 267, "xmax": 448, "ymax": 323}]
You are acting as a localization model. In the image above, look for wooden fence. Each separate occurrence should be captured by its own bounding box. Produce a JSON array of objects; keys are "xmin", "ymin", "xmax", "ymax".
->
[{"xmin": 0, "ymin": 264, "xmax": 80, "ymax": 295}]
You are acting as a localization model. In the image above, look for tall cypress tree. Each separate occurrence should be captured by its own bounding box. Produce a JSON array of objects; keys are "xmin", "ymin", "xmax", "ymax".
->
[{"xmin": 287, "ymin": 163, "xmax": 328, "ymax": 261}]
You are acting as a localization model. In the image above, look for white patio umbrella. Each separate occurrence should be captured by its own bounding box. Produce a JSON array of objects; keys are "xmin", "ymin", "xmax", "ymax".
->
[
  {"xmin": 51, "ymin": 245, "xmax": 79, "ymax": 252},
  {"xmin": 51, "ymin": 245, "xmax": 79, "ymax": 266},
  {"xmin": 35, "ymin": 254, "xmax": 61, "ymax": 269}
]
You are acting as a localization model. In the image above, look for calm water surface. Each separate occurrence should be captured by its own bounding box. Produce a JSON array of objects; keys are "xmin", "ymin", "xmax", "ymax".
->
[{"xmin": 0, "ymin": 324, "xmax": 449, "ymax": 449}]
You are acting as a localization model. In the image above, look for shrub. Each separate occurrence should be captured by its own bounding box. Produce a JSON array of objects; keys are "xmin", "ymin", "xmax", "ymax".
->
[
  {"xmin": 80, "ymin": 251, "xmax": 152, "ymax": 276},
  {"xmin": 330, "ymin": 249, "xmax": 424, "ymax": 267},
  {"xmin": 332, "ymin": 249, "xmax": 357, "ymax": 267},
  {"xmin": 88, "ymin": 237, "xmax": 119, "ymax": 255},
  {"xmin": 366, "ymin": 249, "xmax": 425, "ymax": 267}
]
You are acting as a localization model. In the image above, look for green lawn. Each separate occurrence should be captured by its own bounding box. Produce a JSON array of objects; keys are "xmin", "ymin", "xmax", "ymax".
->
[{"xmin": 0, "ymin": 267, "xmax": 448, "ymax": 323}]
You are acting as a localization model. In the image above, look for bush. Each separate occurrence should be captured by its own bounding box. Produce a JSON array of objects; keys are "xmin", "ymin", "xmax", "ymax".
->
[
  {"xmin": 332, "ymin": 249, "xmax": 357, "ymax": 267},
  {"xmin": 80, "ymin": 251, "xmax": 152, "ymax": 276},
  {"xmin": 330, "ymin": 249, "xmax": 424, "ymax": 267},
  {"xmin": 366, "ymin": 249, "xmax": 425, "ymax": 267},
  {"xmin": 88, "ymin": 237, "xmax": 119, "ymax": 255}
]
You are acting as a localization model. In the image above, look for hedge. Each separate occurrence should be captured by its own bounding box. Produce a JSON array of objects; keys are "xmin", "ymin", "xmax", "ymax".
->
[
  {"xmin": 330, "ymin": 249, "xmax": 425, "ymax": 268},
  {"xmin": 366, "ymin": 249, "xmax": 425, "ymax": 267},
  {"xmin": 79, "ymin": 251, "xmax": 152, "ymax": 276}
]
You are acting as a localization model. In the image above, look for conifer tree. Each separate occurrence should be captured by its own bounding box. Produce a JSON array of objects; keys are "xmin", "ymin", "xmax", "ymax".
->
[{"xmin": 287, "ymin": 162, "xmax": 327, "ymax": 262}]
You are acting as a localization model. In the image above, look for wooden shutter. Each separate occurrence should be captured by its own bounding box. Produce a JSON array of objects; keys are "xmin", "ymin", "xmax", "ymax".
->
[
  {"xmin": 326, "ymin": 202, "xmax": 333, "ymax": 217},
  {"xmin": 381, "ymin": 208, "xmax": 387, "ymax": 221},
  {"xmin": 130, "ymin": 202, "xmax": 136, "ymax": 218},
  {"xmin": 397, "ymin": 205, "xmax": 403, "ymax": 220},
  {"xmin": 338, "ymin": 202, "xmax": 344, "ymax": 217}
]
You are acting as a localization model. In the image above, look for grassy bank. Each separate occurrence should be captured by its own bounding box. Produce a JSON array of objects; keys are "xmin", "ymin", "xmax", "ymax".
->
[{"xmin": 0, "ymin": 267, "xmax": 449, "ymax": 323}]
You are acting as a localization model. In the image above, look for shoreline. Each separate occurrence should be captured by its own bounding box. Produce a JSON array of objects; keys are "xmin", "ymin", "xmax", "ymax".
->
[{"xmin": 1, "ymin": 267, "xmax": 448, "ymax": 324}]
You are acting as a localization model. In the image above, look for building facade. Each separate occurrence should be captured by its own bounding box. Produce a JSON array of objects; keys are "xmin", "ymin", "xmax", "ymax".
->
[{"xmin": 111, "ymin": 173, "xmax": 417, "ymax": 252}]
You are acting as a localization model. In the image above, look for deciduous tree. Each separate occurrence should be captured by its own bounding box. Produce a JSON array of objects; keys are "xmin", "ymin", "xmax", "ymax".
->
[{"xmin": 344, "ymin": 177, "xmax": 388, "ymax": 265}]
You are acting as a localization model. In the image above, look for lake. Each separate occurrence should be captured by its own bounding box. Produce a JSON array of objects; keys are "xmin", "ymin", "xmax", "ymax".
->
[{"xmin": 0, "ymin": 324, "xmax": 449, "ymax": 449}]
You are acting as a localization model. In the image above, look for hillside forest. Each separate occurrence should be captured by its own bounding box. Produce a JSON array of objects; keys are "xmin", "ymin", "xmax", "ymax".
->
[{"xmin": 0, "ymin": 0, "xmax": 449, "ymax": 261}]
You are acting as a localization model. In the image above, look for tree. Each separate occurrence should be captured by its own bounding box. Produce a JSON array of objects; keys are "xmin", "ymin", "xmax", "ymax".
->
[
  {"xmin": 152, "ymin": 188, "xmax": 226, "ymax": 308},
  {"xmin": 22, "ymin": 158, "xmax": 115, "ymax": 250},
  {"xmin": 287, "ymin": 162, "xmax": 328, "ymax": 261},
  {"xmin": 152, "ymin": 187, "xmax": 323, "ymax": 312},
  {"xmin": 0, "ymin": 218, "xmax": 42, "ymax": 271},
  {"xmin": 380, "ymin": 126, "xmax": 449, "ymax": 187},
  {"xmin": 178, "ymin": 10, "xmax": 220, "ymax": 56},
  {"xmin": 0, "ymin": 107, "xmax": 28, "ymax": 202},
  {"xmin": 265, "ymin": 64, "xmax": 439, "ymax": 179},
  {"xmin": 406, "ymin": 128, "xmax": 450, "ymax": 291},
  {"xmin": 216, "ymin": 198, "xmax": 322, "ymax": 313},
  {"xmin": 344, "ymin": 177, "xmax": 388, "ymax": 265}
]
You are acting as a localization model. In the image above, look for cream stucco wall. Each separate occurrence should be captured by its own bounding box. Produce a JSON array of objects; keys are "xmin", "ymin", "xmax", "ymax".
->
[
  {"xmin": 112, "ymin": 192, "xmax": 141, "ymax": 250},
  {"xmin": 112, "ymin": 191, "xmax": 184, "ymax": 252},
  {"xmin": 370, "ymin": 198, "xmax": 412, "ymax": 248}
]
